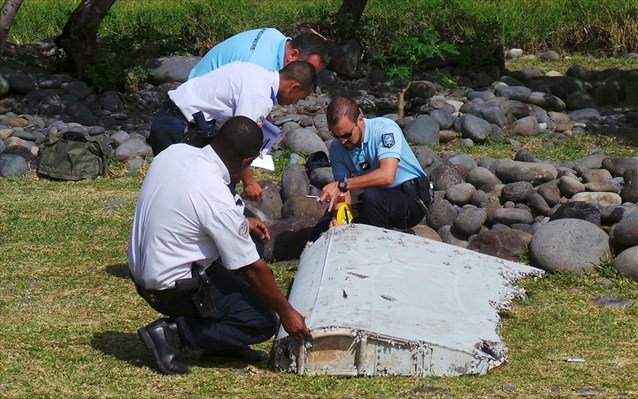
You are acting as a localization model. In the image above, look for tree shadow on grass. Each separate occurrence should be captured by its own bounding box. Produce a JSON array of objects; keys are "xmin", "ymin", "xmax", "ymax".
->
[{"xmin": 105, "ymin": 263, "xmax": 130, "ymax": 279}]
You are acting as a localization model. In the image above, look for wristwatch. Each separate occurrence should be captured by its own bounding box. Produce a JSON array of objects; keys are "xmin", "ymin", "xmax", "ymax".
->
[{"xmin": 338, "ymin": 178, "xmax": 348, "ymax": 193}]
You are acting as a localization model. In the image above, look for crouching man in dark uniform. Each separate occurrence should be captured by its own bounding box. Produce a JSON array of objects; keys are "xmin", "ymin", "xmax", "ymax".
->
[
  {"xmin": 311, "ymin": 96, "xmax": 433, "ymax": 239},
  {"xmin": 128, "ymin": 116, "xmax": 311, "ymax": 375}
]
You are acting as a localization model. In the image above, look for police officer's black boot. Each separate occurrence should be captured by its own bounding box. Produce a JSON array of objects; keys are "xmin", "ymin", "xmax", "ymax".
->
[{"xmin": 138, "ymin": 318, "xmax": 189, "ymax": 375}]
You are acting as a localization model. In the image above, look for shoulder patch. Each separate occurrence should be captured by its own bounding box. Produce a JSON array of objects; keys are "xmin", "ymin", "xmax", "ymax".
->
[
  {"xmin": 239, "ymin": 219, "xmax": 250, "ymax": 238},
  {"xmin": 381, "ymin": 133, "xmax": 395, "ymax": 148}
]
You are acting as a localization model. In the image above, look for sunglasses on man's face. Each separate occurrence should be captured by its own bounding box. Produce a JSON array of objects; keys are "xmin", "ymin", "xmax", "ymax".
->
[{"xmin": 330, "ymin": 123, "xmax": 357, "ymax": 140}]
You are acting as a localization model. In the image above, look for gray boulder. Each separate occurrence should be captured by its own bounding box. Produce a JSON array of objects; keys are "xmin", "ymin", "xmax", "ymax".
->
[
  {"xmin": 309, "ymin": 167, "xmax": 334, "ymax": 189},
  {"xmin": 527, "ymin": 192, "xmax": 551, "ymax": 216},
  {"xmin": 437, "ymin": 225, "xmax": 469, "ymax": 248},
  {"xmin": 147, "ymin": 56, "xmax": 200, "ymax": 84},
  {"xmin": 0, "ymin": 153, "xmax": 29, "ymax": 176},
  {"xmin": 428, "ymin": 109, "xmax": 456, "ymax": 129},
  {"xmin": 621, "ymin": 168, "xmax": 638, "ymax": 203},
  {"xmin": 466, "ymin": 166, "xmax": 500, "ymax": 188},
  {"xmin": 495, "ymin": 85, "xmax": 531, "ymax": 102},
  {"xmin": 114, "ymin": 138, "xmax": 151, "ymax": 162},
  {"xmin": 412, "ymin": 145, "xmax": 443, "ymax": 170},
  {"xmin": 559, "ymin": 176, "xmax": 585, "ymax": 198},
  {"xmin": 459, "ymin": 114, "xmax": 491, "ymax": 142},
  {"xmin": 569, "ymin": 192, "xmax": 622, "ymax": 208},
  {"xmin": 610, "ymin": 210, "xmax": 638, "ymax": 247},
  {"xmin": 507, "ymin": 116, "xmax": 540, "ymax": 136},
  {"xmin": 281, "ymin": 196, "xmax": 325, "ymax": 220},
  {"xmin": 426, "ymin": 198, "xmax": 457, "ymax": 231},
  {"xmin": 453, "ymin": 206, "xmax": 487, "ymax": 236},
  {"xmin": 527, "ymin": 92, "xmax": 565, "ymax": 111},
  {"xmin": 551, "ymin": 202, "xmax": 601, "ymax": 226},
  {"xmin": 495, "ymin": 159, "xmax": 558, "ymax": 184},
  {"xmin": 565, "ymin": 90, "xmax": 595, "ymax": 110},
  {"xmin": 501, "ymin": 181, "xmax": 534, "ymax": 203},
  {"xmin": 403, "ymin": 115, "xmax": 440, "ymax": 146},
  {"xmin": 602, "ymin": 156, "xmax": 638, "ymax": 177},
  {"xmin": 407, "ymin": 81, "xmax": 437, "ymax": 99},
  {"xmin": 529, "ymin": 219, "xmax": 611, "ymax": 274},
  {"xmin": 612, "ymin": 246, "xmax": 638, "ymax": 281},
  {"xmin": 468, "ymin": 229, "xmax": 532, "ymax": 262},
  {"xmin": 492, "ymin": 208, "xmax": 534, "ymax": 225},
  {"xmin": 284, "ymin": 127, "xmax": 328, "ymax": 156},
  {"xmin": 7, "ymin": 73, "xmax": 36, "ymax": 95},
  {"xmin": 280, "ymin": 163, "xmax": 310, "ymax": 202},
  {"xmin": 263, "ymin": 215, "xmax": 316, "ymax": 261},
  {"xmin": 445, "ymin": 183, "xmax": 476, "ymax": 205},
  {"xmin": 536, "ymin": 180, "xmax": 561, "ymax": 206},
  {"xmin": 243, "ymin": 181, "xmax": 283, "ymax": 222},
  {"xmin": 430, "ymin": 164, "xmax": 468, "ymax": 190}
]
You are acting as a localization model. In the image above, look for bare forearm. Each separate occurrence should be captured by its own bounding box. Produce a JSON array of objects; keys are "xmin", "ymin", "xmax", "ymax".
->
[
  {"xmin": 243, "ymin": 260, "xmax": 294, "ymax": 316},
  {"xmin": 344, "ymin": 168, "xmax": 394, "ymax": 190},
  {"xmin": 239, "ymin": 167, "xmax": 255, "ymax": 185}
]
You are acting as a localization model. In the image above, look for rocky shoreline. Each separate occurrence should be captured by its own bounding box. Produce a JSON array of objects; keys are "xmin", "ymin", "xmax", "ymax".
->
[{"xmin": 0, "ymin": 51, "xmax": 637, "ymax": 280}]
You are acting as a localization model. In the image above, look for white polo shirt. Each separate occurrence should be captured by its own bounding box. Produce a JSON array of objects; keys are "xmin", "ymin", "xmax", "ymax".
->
[
  {"xmin": 169, "ymin": 61, "xmax": 278, "ymax": 127},
  {"xmin": 128, "ymin": 143, "xmax": 259, "ymax": 290}
]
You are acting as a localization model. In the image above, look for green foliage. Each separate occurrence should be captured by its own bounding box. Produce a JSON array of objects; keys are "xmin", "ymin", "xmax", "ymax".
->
[
  {"xmin": 390, "ymin": 28, "xmax": 459, "ymax": 67},
  {"xmin": 373, "ymin": 28, "xmax": 459, "ymax": 84},
  {"xmin": 385, "ymin": 65, "xmax": 411, "ymax": 83}
]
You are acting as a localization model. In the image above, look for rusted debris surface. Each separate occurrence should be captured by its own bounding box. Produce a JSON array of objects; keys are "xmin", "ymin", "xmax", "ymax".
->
[{"xmin": 273, "ymin": 224, "xmax": 543, "ymax": 376}]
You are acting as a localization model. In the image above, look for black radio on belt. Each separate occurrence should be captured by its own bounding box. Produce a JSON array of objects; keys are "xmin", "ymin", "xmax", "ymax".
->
[{"xmin": 181, "ymin": 111, "xmax": 218, "ymax": 148}]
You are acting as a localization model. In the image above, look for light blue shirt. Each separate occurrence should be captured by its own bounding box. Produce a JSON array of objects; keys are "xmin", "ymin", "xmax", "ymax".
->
[
  {"xmin": 188, "ymin": 28, "xmax": 289, "ymax": 80},
  {"xmin": 330, "ymin": 118, "xmax": 426, "ymax": 188}
]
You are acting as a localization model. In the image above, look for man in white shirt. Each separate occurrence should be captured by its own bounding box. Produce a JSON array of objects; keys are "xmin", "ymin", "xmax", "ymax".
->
[
  {"xmin": 147, "ymin": 60, "xmax": 317, "ymax": 201},
  {"xmin": 130, "ymin": 116, "xmax": 311, "ymax": 375}
]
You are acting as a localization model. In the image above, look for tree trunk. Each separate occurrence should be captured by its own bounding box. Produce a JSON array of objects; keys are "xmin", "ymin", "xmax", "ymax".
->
[
  {"xmin": 55, "ymin": 0, "xmax": 117, "ymax": 78},
  {"xmin": 0, "ymin": 0, "xmax": 25, "ymax": 58},
  {"xmin": 336, "ymin": 0, "xmax": 368, "ymax": 24}
]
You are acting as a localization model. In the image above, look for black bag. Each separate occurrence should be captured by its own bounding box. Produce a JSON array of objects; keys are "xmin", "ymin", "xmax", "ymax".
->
[
  {"xmin": 37, "ymin": 132, "xmax": 110, "ymax": 181},
  {"xmin": 304, "ymin": 151, "xmax": 331, "ymax": 177}
]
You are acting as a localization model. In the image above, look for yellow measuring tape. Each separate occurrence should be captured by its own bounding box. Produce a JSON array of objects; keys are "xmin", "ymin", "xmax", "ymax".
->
[{"xmin": 335, "ymin": 202, "xmax": 354, "ymax": 225}]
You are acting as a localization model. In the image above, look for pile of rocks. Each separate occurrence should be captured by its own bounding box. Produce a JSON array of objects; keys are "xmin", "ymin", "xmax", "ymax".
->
[{"xmin": 0, "ymin": 52, "xmax": 637, "ymax": 281}]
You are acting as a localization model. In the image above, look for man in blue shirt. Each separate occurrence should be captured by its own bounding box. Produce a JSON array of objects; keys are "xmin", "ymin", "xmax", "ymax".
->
[
  {"xmin": 188, "ymin": 28, "xmax": 326, "ymax": 80},
  {"xmin": 314, "ymin": 96, "xmax": 432, "ymax": 236}
]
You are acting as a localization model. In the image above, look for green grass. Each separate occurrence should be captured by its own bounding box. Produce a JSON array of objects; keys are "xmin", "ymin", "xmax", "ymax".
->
[{"xmin": 1, "ymin": 130, "xmax": 638, "ymax": 398}]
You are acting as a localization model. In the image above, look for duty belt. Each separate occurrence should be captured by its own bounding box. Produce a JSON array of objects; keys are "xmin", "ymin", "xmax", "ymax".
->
[{"xmin": 162, "ymin": 98, "xmax": 189, "ymax": 125}]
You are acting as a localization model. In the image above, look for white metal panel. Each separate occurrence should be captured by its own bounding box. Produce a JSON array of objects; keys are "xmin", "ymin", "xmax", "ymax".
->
[{"xmin": 273, "ymin": 224, "xmax": 543, "ymax": 376}]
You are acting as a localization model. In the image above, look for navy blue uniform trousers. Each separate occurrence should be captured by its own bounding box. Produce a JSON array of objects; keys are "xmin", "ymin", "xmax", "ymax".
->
[
  {"xmin": 310, "ymin": 187, "xmax": 426, "ymax": 241},
  {"xmin": 174, "ymin": 262, "xmax": 277, "ymax": 353}
]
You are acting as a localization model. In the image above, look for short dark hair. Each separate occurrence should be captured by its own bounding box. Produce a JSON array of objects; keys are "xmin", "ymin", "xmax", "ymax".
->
[
  {"xmin": 326, "ymin": 96, "xmax": 360, "ymax": 126},
  {"xmin": 280, "ymin": 60, "xmax": 317, "ymax": 92},
  {"xmin": 214, "ymin": 116, "xmax": 263, "ymax": 159},
  {"xmin": 290, "ymin": 33, "xmax": 327, "ymax": 62}
]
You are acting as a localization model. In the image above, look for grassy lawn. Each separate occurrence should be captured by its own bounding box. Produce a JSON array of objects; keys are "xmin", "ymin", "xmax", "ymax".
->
[{"xmin": 1, "ymin": 132, "xmax": 637, "ymax": 399}]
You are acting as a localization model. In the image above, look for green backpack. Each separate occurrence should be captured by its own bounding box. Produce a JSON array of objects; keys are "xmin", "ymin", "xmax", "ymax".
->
[{"xmin": 37, "ymin": 131, "xmax": 111, "ymax": 181}]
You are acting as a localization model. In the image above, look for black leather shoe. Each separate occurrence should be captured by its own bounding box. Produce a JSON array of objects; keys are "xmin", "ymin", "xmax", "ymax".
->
[{"xmin": 138, "ymin": 318, "xmax": 189, "ymax": 375}]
